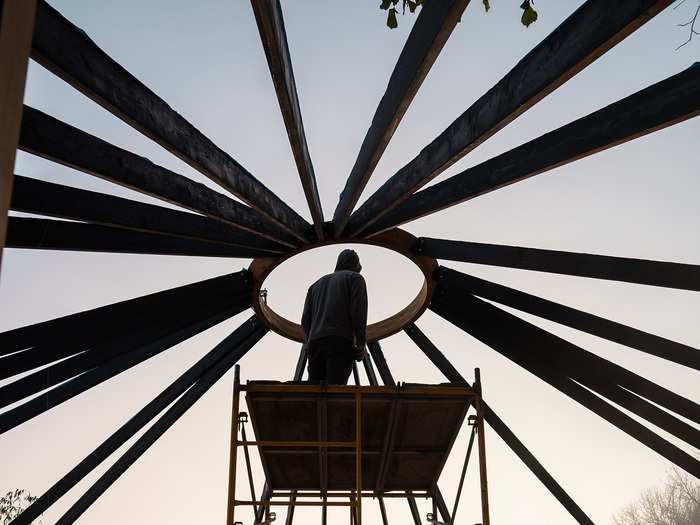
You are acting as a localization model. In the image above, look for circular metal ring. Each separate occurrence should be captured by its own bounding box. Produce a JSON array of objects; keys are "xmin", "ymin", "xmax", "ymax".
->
[{"xmin": 248, "ymin": 228, "xmax": 438, "ymax": 343}]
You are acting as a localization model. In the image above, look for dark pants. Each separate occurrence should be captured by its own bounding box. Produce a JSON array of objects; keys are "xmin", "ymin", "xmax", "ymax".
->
[{"xmin": 307, "ymin": 336, "xmax": 353, "ymax": 385}]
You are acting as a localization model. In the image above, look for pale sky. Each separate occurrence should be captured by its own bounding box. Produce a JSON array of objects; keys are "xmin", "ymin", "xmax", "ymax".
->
[{"xmin": 1, "ymin": 1, "xmax": 699, "ymax": 524}]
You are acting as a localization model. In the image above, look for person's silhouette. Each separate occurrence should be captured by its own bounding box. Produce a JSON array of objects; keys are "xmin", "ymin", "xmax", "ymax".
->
[{"xmin": 301, "ymin": 249, "xmax": 368, "ymax": 384}]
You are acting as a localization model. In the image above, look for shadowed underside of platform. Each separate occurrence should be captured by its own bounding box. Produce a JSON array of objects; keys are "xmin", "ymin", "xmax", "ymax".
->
[{"xmin": 245, "ymin": 383, "xmax": 471, "ymax": 492}]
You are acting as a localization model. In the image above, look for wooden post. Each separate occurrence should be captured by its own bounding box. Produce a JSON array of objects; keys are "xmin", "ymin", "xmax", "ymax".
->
[
  {"xmin": 355, "ymin": 391, "xmax": 362, "ymax": 525},
  {"xmin": 0, "ymin": 0, "xmax": 36, "ymax": 272},
  {"xmin": 225, "ymin": 365, "xmax": 241, "ymax": 524},
  {"xmin": 475, "ymin": 368, "xmax": 490, "ymax": 525}
]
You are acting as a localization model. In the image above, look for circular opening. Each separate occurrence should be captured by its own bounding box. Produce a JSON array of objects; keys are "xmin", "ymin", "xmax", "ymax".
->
[
  {"xmin": 248, "ymin": 229, "xmax": 439, "ymax": 343},
  {"xmin": 263, "ymin": 244, "xmax": 424, "ymax": 325}
]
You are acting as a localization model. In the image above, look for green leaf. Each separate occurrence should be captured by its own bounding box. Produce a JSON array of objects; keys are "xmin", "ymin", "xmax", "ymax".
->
[
  {"xmin": 387, "ymin": 7, "xmax": 398, "ymax": 28},
  {"xmin": 380, "ymin": 0, "xmax": 391, "ymax": 9},
  {"xmin": 520, "ymin": 1, "xmax": 538, "ymax": 27},
  {"xmin": 408, "ymin": 0, "xmax": 417, "ymax": 13},
  {"xmin": 483, "ymin": 0, "xmax": 490, "ymax": 12}
]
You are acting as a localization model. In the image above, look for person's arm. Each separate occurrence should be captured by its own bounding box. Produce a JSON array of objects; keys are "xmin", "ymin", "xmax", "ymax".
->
[
  {"xmin": 301, "ymin": 287, "xmax": 312, "ymax": 343},
  {"xmin": 350, "ymin": 275, "xmax": 368, "ymax": 352}
]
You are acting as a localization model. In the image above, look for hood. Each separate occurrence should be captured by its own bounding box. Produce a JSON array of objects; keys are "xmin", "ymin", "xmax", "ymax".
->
[{"xmin": 335, "ymin": 249, "xmax": 361, "ymax": 272}]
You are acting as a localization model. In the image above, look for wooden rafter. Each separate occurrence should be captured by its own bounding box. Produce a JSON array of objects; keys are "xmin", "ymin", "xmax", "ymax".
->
[
  {"xmin": 433, "ymin": 269, "xmax": 700, "ymax": 369},
  {"xmin": 430, "ymin": 285, "xmax": 700, "ymax": 476},
  {"xmin": 364, "ymin": 64, "xmax": 700, "ymax": 235},
  {"xmin": 19, "ymin": 106, "xmax": 299, "ymax": 248},
  {"xmin": 345, "ymin": 0, "xmax": 675, "ymax": 236},
  {"xmin": 404, "ymin": 323, "xmax": 595, "ymax": 525},
  {"xmin": 331, "ymin": 0, "xmax": 471, "ymax": 237},
  {"xmin": 10, "ymin": 175, "xmax": 287, "ymax": 254},
  {"xmin": 6, "ymin": 217, "xmax": 275, "ymax": 258},
  {"xmin": 30, "ymin": 0, "xmax": 311, "ymax": 241},
  {"xmin": 417, "ymin": 238, "xmax": 700, "ymax": 291},
  {"xmin": 0, "ymin": 0, "xmax": 36, "ymax": 269},
  {"xmin": 251, "ymin": 0, "xmax": 325, "ymax": 239}
]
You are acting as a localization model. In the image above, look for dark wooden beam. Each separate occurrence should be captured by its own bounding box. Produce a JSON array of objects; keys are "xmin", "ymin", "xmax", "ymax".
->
[
  {"xmin": 345, "ymin": 0, "xmax": 675, "ymax": 236},
  {"xmin": 331, "ymin": 0, "xmax": 470, "ymax": 237},
  {"xmin": 0, "ymin": 0, "xmax": 36, "ymax": 271},
  {"xmin": 405, "ymin": 325, "xmax": 594, "ymax": 525},
  {"xmin": 364, "ymin": 64, "xmax": 700, "ymax": 235},
  {"xmin": 19, "ymin": 106, "xmax": 299, "ymax": 248},
  {"xmin": 0, "ymin": 295, "xmax": 250, "ymax": 408},
  {"xmin": 251, "ymin": 0, "xmax": 324, "ymax": 239},
  {"xmin": 0, "ymin": 269, "xmax": 252, "ymax": 355},
  {"xmin": 430, "ymin": 289, "xmax": 700, "ymax": 476},
  {"xmin": 418, "ymin": 238, "xmax": 700, "ymax": 291},
  {"xmin": 434, "ymin": 267, "xmax": 700, "ymax": 423},
  {"xmin": 5, "ymin": 217, "xmax": 275, "ymax": 258},
  {"xmin": 367, "ymin": 341, "xmax": 395, "ymax": 387},
  {"xmin": 30, "ymin": 0, "xmax": 310, "ymax": 240},
  {"xmin": 10, "ymin": 316, "xmax": 262, "ymax": 525},
  {"xmin": 11, "ymin": 175, "xmax": 287, "ymax": 253},
  {"xmin": 434, "ymin": 269, "xmax": 699, "ymax": 369},
  {"xmin": 481, "ymin": 402, "xmax": 595, "ymax": 525},
  {"xmin": 0, "ymin": 304, "xmax": 245, "ymax": 434},
  {"xmin": 53, "ymin": 324, "xmax": 268, "ymax": 524}
]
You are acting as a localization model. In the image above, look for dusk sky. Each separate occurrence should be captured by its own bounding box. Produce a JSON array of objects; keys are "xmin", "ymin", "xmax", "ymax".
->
[{"xmin": 1, "ymin": 1, "xmax": 698, "ymax": 524}]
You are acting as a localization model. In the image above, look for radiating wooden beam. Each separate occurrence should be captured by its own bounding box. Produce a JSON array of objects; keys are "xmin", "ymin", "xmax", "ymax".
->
[
  {"xmin": 53, "ymin": 324, "xmax": 268, "ymax": 525},
  {"xmin": 0, "ymin": 0, "xmax": 36, "ymax": 271},
  {"xmin": 251, "ymin": 0, "xmax": 324, "ymax": 239},
  {"xmin": 430, "ymin": 289, "xmax": 700, "ymax": 476},
  {"xmin": 10, "ymin": 316, "xmax": 262, "ymax": 525},
  {"xmin": 364, "ymin": 64, "xmax": 700, "ymax": 235},
  {"xmin": 19, "ymin": 106, "xmax": 299, "ymax": 248},
  {"xmin": 345, "ymin": 0, "xmax": 675, "ymax": 236},
  {"xmin": 6, "ymin": 217, "xmax": 275, "ymax": 258},
  {"xmin": 30, "ymin": 0, "xmax": 311, "ymax": 240},
  {"xmin": 433, "ymin": 267, "xmax": 700, "ymax": 422},
  {"xmin": 331, "ymin": 0, "xmax": 470, "ymax": 237},
  {"xmin": 0, "ymin": 305, "xmax": 246, "ymax": 434},
  {"xmin": 0, "ymin": 269, "xmax": 252, "ymax": 355},
  {"xmin": 0, "ymin": 295, "xmax": 250, "ymax": 409},
  {"xmin": 11, "ymin": 175, "xmax": 287, "ymax": 254},
  {"xmin": 434, "ymin": 269, "xmax": 699, "ymax": 369},
  {"xmin": 404, "ymin": 324, "xmax": 595, "ymax": 525},
  {"xmin": 418, "ymin": 238, "xmax": 700, "ymax": 291}
]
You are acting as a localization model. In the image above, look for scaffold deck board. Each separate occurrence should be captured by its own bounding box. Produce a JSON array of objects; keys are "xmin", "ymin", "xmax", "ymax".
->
[{"xmin": 244, "ymin": 382, "xmax": 473, "ymax": 491}]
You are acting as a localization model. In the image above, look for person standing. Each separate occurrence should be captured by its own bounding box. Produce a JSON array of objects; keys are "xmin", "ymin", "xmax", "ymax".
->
[{"xmin": 301, "ymin": 249, "xmax": 368, "ymax": 384}]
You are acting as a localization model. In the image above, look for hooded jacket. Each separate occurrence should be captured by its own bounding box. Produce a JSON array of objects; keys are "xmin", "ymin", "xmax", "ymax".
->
[{"xmin": 301, "ymin": 251, "xmax": 368, "ymax": 349}]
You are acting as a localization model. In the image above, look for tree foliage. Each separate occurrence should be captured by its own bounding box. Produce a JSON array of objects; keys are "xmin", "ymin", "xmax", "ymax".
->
[
  {"xmin": 0, "ymin": 489, "xmax": 40, "ymax": 525},
  {"xmin": 613, "ymin": 469, "xmax": 700, "ymax": 525},
  {"xmin": 378, "ymin": 0, "xmax": 538, "ymax": 29}
]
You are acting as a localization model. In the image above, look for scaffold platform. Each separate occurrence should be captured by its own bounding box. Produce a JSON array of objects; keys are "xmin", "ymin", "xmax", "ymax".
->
[{"xmin": 225, "ymin": 367, "xmax": 490, "ymax": 525}]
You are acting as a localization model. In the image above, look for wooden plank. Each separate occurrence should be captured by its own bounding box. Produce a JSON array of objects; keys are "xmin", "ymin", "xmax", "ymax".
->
[
  {"xmin": 30, "ymin": 0, "xmax": 310, "ymax": 240},
  {"xmin": 0, "ymin": 0, "xmax": 36, "ymax": 270},
  {"xmin": 53, "ymin": 325, "xmax": 267, "ymax": 525},
  {"xmin": 5, "ymin": 217, "xmax": 274, "ymax": 258},
  {"xmin": 434, "ymin": 269, "xmax": 700, "ymax": 369},
  {"xmin": 0, "ymin": 296, "xmax": 250, "ymax": 409},
  {"xmin": 430, "ymin": 290, "xmax": 700, "ymax": 476},
  {"xmin": 251, "ymin": 0, "xmax": 324, "ymax": 240},
  {"xmin": 345, "ymin": 0, "xmax": 674, "ymax": 236},
  {"xmin": 19, "ymin": 105, "xmax": 299, "ymax": 248},
  {"xmin": 418, "ymin": 238, "xmax": 700, "ymax": 291},
  {"xmin": 0, "ymin": 306, "xmax": 244, "ymax": 434},
  {"xmin": 11, "ymin": 175, "xmax": 287, "ymax": 254},
  {"xmin": 404, "ymin": 329, "xmax": 595, "ymax": 525},
  {"xmin": 364, "ymin": 64, "xmax": 700, "ymax": 235},
  {"xmin": 434, "ymin": 267, "xmax": 700, "ymax": 421},
  {"xmin": 331, "ymin": 0, "xmax": 470, "ymax": 237},
  {"xmin": 9, "ymin": 316, "xmax": 261, "ymax": 525},
  {"xmin": 0, "ymin": 269, "xmax": 252, "ymax": 355}
]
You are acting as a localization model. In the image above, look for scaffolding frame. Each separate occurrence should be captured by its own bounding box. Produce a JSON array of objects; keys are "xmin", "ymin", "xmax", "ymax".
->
[{"xmin": 225, "ymin": 366, "xmax": 490, "ymax": 525}]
